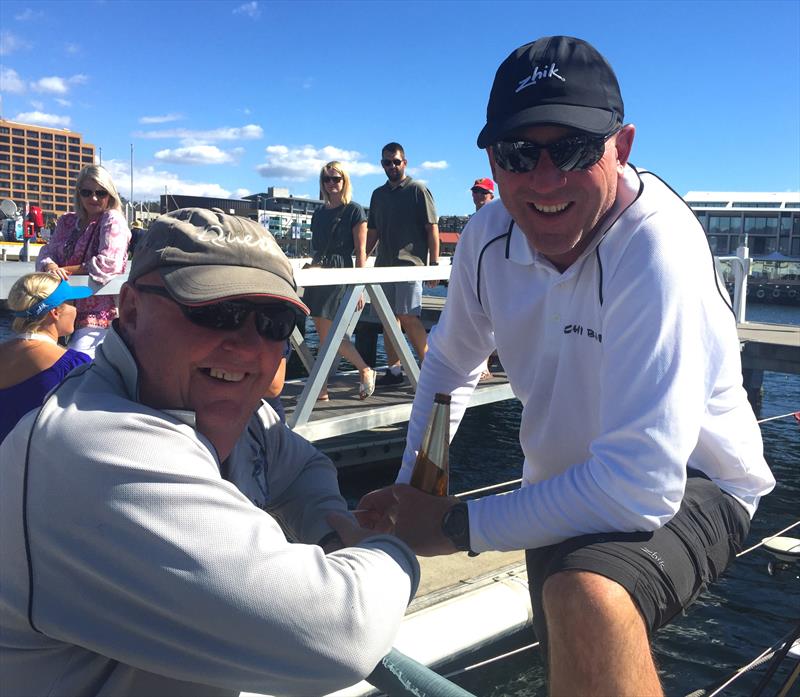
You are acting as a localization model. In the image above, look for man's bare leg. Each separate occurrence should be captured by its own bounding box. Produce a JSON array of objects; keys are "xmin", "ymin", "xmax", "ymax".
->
[
  {"xmin": 543, "ymin": 570, "xmax": 663, "ymax": 697},
  {"xmin": 398, "ymin": 314, "xmax": 428, "ymax": 364}
]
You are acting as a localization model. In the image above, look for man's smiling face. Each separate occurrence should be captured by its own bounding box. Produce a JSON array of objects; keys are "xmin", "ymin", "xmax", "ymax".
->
[
  {"xmin": 489, "ymin": 124, "xmax": 634, "ymax": 270},
  {"xmin": 119, "ymin": 272, "xmax": 286, "ymax": 460}
]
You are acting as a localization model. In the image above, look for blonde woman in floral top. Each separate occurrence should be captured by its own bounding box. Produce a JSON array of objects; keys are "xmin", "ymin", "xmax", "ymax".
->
[{"xmin": 37, "ymin": 165, "xmax": 131, "ymax": 357}]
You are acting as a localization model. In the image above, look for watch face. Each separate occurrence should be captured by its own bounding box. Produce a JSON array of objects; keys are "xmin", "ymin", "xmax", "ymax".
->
[{"xmin": 442, "ymin": 504, "xmax": 470, "ymax": 551}]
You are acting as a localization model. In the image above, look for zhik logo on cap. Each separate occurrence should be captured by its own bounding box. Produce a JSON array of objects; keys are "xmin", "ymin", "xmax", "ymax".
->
[{"xmin": 516, "ymin": 62, "xmax": 566, "ymax": 93}]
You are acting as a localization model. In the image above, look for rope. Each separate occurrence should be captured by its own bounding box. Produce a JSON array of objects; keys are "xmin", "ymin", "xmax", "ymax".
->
[
  {"xmin": 736, "ymin": 520, "xmax": 800, "ymax": 557},
  {"xmin": 455, "ymin": 478, "xmax": 522, "ymax": 499},
  {"xmin": 683, "ymin": 626, "xmax": 800, "ymax": 697},
  {"xmin": 442, "ymin": 642, "xmax": 539, "ymax": 681},
  {"xmin": 756, "ymin": 410, "xmax": 800, "ymax": 425}
]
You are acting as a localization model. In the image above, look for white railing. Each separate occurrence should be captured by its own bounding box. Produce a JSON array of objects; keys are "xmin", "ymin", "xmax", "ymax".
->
[
  {"xmin": 0, "ymin": 260, "xmax": 454, "ymax": 430},
  {"xmin": 714, "ymin": 246, "xmax": 751, "ymax": 323}
]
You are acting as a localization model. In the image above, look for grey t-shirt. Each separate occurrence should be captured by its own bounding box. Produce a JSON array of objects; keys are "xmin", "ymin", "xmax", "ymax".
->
[{"xmin": 368, "ymin": 177, "xmax": 437, "ymax": 267}]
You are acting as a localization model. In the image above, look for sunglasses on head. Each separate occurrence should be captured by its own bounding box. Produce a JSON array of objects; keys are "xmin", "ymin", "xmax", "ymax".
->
[
  {"xmin": 135, "ymin": 285, "xmax": 298, "ymax": 341},
  {"xmin": 322, "ymin": 175, "xmax": 343, "ymax": 184},
  {"xmin": 381, "ymin": 158, "xmax": 403, "ymax": 168},
  {"xmin": 492, "ymin": 128, "xmax": 620, "ymax": 174},
  {"xmin": 79, "ymin": 188, "xmax": 109, "ymax": 199}
]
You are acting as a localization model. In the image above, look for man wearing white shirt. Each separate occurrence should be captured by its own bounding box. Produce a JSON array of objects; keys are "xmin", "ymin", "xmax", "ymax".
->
[{"xmin": 349, "ymin": 36, "xmax": 774, "ymax": 697}]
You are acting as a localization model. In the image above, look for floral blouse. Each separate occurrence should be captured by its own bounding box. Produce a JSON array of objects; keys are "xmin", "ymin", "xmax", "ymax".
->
[{"xmin": 37, "ymin": 209, "xmax": 131, "ymax": 329}]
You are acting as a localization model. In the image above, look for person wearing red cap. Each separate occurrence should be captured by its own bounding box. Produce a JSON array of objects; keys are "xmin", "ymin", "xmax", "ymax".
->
[
  {"xmin": 349, "ymin": 36, "xmax": 774, "ymax": 697},
  {"xmin": 471, "ymin": 177, "xmax": 495, "ymax": 211}
]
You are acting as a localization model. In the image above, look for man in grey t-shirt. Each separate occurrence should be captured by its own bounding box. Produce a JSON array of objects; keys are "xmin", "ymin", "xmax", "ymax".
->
[{"xmin": 367, "ymin": 142, "xmax": 439, "ymax": 386}]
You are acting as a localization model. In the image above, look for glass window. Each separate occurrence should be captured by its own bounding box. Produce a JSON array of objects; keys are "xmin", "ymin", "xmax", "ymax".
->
[
  {"xmin": 12, "ymin": 137, "xmax": 24, "ymax": 145},
  {"xmin": 0, "ymin": 135, "xmax": 9, "ymax": 144},
  {"xmin": 41, "ymin": 167, "xmax": 52, "ymax": 175},
  {"xmin": 0, "ymin": 127, "xmax": 9, "ymax": 134},
  {"xmin": 69, "ymin": 137, "xmax": 79, "ymax": 144},
  {"xmin": 40, "ymin": 132, "xmax": 53, "ymax": 140},
  {"xmin": 41, "ymin": 140, "xmax": 53, "ymax": 149},
  {"xmin": 12, "ymin": 146, "xmax": 23, "ymax": 154},
  {"xmin": 11, "ymin": 128, "xmax": 24, "ymax": 135},
  {"xmin": 55, "ymin": 134, "xmax": 67, "ymax": 142},
  {"xmin": 27, "ymin": 148, "xmax": 38, "ymax": 156}
]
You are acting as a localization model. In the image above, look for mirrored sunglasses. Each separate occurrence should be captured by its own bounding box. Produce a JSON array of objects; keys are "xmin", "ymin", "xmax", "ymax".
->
[
  {"xmin": 381, "ymin": 158, "xmax": 403, "ymax": 168},
  {"xmin": 79, "ymin": 188, "xmax": 109, "ymax": 199},
  {"xmin": 135, "ymin": 285, "xmax": 297, "ymax": 341},
  {"xmin": 493, "ymin": 129, "xmax": 620, "ymax": 174}
]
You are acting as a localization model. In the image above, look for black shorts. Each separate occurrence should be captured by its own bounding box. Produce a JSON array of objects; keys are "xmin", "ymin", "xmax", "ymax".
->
[{"xmin": 525, "ymin": 472, "xmax": 750, "ymax": 655}]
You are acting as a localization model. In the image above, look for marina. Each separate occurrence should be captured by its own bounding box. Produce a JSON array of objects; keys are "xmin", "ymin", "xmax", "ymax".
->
[{"xmin": 1, "ymin": 263, "xmax": 798, "ymax": 696}]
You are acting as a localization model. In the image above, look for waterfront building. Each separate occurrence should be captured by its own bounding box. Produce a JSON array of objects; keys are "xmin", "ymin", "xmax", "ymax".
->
[
  {"xmin": 685, "ymin": 191, "xmax": 800, "ymax": 257},
  {"xmin": 0, "ymin": 118, "xmax": 97, "ymax": 224}
]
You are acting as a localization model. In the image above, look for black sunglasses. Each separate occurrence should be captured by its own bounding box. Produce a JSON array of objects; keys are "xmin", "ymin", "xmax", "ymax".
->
[
  {"xmin": 135, "ymin": 285, "xmax": 298, "ymax": 341},
  {"xmin": 79, "ymin": 188, "xmax": 109, "ymax": 199},
  {"xmin": 322, "ymin": 175, "xmax": 343, "ymax": 184},
  {"xmin": 492, "ymin": 128, "xmax": 620, "ymax": 174},
  {"xmin": 381, "ymin": 158, "xmax": 404, "ymax": 168}
]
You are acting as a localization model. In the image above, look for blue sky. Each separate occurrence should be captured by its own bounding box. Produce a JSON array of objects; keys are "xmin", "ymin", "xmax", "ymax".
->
[{"xmin": 1, "ymin": 0, "xmax": 798, "ymax": 215}]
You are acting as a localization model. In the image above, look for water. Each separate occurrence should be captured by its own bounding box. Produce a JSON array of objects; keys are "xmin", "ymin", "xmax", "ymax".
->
[{"xmin": 2, "ymin": 300, "xmax": 797, "ymax": 696}]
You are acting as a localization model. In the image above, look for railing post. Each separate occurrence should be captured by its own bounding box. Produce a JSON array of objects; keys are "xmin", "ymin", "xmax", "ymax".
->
[{"xmin": 734, "ymin": 245, "xmax": 750, "ymax": 323}]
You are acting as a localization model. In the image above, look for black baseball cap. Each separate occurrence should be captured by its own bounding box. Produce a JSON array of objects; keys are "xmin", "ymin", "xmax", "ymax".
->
[{"xmin": 477, "ymin": 36, "xmax": 624, "ymax": 148}]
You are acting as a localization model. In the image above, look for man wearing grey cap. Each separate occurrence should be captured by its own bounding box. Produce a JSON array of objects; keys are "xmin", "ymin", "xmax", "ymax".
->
[
  {"xmin": 0, "ymin": 208, "xmax": 420, "ymax": 696},
  {"xmin": 356, "ymin": 37, "xmax": 773, "ymax": 695}
]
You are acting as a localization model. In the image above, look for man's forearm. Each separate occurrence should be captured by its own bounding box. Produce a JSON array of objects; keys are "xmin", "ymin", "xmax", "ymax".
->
[{"xmin": 426, "ymin": 223, "xmax": 439, "ymax": 264}]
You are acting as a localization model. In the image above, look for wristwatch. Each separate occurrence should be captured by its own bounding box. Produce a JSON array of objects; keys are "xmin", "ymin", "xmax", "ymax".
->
[{"xmin": 441, "ymin": 502, "xmax": 472, "ymax": 552}]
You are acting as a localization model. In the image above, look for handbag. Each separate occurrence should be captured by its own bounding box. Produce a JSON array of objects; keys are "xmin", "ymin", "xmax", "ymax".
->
[{"xmin": 303, "ymin": 205, "xmax": 349, "ymax": 269}]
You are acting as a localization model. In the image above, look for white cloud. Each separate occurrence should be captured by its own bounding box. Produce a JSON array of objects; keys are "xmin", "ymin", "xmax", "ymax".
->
[
  {"xmin": 31, "ymin": 74, "xmax": 87, "ymax": 95},
  {"xmin": 233, "ymin": 1, "xmax": 260, "ymax": 18},
  {"xmin": 30, "ymin": 99, "xmax": 44, "ymax": 110},
  {"xmin": 134, "ymin": 124, "xmax": 263, "ymax": 144},
  {"xmin": 1, "ymin": 66, "xmax": 26, "ymax": 93},
  {"xmin": 55, "ymin": 98, "xmax": 71, "ymax": 107},
  {"xmin": 103, "ymin": 159, "xmax": 236, "ymax": 200},
  {"xmin": 139, "ymin": 113, "xmax": 183, "ymax": 124},
  {"xmin": 154, "ymin": 144, "xmax": 239, "ymax": 165},
  {"xmin": 65, "ymin": 43, "xmax": 80, "ymax": 55},
  {"xmin": 420, "ymin": 160, "xmax": 448, "ymax": 170},
  {"xmin": 0, "ymin": 31, "xmax": 31, "ymax": 56},
  {"xmin": 13, "ymin": 111, "xmax": 71, "ymax": 127},
  {"xmin": 256, "ymin": 144, "xmax": 382, "ymax": 180},
  {"xmin": 233, "ymin": 188, "xmax": 251, "ymax": 199},
  {"xmin": 15, "ymin": 8, "xmax": 44, "ymax": 20}
]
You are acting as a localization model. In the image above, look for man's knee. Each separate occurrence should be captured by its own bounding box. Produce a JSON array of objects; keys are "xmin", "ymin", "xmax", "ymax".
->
[{"xmin": 542, "ymin": 570, "xmax": 640, "ymax": 632}]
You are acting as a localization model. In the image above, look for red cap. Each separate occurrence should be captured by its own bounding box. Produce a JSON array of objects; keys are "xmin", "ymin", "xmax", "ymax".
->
[{"xmin": 471, "ymin": 178, "xmax": 495, "ymax": 194}]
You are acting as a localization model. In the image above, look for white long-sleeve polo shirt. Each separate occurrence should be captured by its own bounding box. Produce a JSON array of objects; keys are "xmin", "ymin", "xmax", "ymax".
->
[{"xmin": 398, "ymin": 165, "xmax": 774, "ymax": 553}]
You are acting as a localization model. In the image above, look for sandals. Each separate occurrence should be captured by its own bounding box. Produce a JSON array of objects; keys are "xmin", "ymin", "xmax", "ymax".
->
[{"xmin": 359, "ymin": 368, "xmax": 377, "ymax": 400}]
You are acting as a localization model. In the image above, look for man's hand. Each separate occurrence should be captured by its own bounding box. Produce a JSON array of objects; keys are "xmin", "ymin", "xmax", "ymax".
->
[
  {"xmin": 326, "ymin": 511, "xmax": 387, "ymax": 549},
  {"xmin": 358, "ymin": 484, "xmax": 461, "ymax": 557}
]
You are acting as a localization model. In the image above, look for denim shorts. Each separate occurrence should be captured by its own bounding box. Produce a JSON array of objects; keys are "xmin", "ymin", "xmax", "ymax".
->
[{"xmin": 525, "ymin": 472, "xmax": 750, "ymax": 656}]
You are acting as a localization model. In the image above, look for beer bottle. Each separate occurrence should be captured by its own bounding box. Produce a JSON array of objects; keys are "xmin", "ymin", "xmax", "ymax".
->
[{"xmin": 409, "ymin": 393, "xmax": 450, "ymax": 496}]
